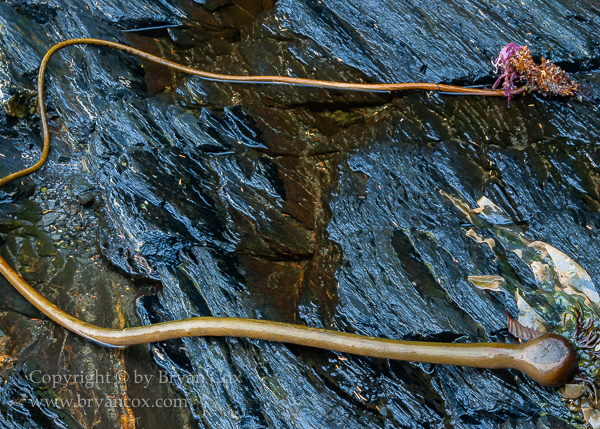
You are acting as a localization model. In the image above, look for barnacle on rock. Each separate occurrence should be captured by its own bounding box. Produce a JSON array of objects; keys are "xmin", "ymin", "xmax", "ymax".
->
[
  {"xmin": 568, "ymin": 303, "xmax": 600, "ymax": 356},
  {"xmin": 564, "ymin": 303, "xmax": 600, "ymax": 403}
]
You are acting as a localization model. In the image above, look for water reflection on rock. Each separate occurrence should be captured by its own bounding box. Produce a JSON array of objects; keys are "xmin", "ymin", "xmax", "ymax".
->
[{"xmin": 0, "ymin": 0, "xmax": 599, "ymax": 427}]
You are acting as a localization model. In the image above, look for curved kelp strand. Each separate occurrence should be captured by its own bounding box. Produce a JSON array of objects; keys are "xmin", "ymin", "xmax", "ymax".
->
[
  {"xmin": 0, "ymin": 39, "xmax": 573, "ymax": 389},
  {"xmin": 0, "ymin": 257, "xmax": 581, "ymax": 387},
  {"xmin": 0, "ymin": 38, "xmax": 524, "ymax": 189}
]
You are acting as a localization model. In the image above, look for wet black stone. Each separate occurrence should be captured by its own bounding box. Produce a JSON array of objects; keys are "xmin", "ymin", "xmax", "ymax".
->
[
  {"xmin": 0, "ymin": 139, "xmax": 36, "ymax": 202},
  {"xmin": 0, "ymin": 270, "xmax": 45, "ymax": 319},
  {"xmin": 0, "ymin": 86, "xmax": 37, "ymax": 119},
  {"xmin": 0, "ymin": 0, "xmax": 599, "ymax": 428},
  {"xmin": 0, "ymin": 371, "xmax": 80, "ymax": 429}
]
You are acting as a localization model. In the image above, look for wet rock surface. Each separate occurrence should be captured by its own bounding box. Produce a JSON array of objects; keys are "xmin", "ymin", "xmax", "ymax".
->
[{"xmin": 0, "ymin": 0, "xmax": 599, "ymax": 428}]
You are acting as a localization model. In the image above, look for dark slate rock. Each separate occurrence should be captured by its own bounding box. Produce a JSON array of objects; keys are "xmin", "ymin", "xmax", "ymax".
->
[{"xmin": 0, "ymin": 0, "xmax": 599, "ymax": 428}]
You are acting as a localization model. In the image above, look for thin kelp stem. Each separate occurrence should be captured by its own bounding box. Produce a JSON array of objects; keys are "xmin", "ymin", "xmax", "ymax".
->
[
  {"xmin": 0, "ymin": 39, "xmax": 574, "ymax": 389},
  {"xmin": 0, "ymin": 38, "xmax": 525, "ymax": 188}
]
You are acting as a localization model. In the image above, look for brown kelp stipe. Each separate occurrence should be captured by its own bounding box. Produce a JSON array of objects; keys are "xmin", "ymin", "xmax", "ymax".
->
[{"xmin": 0, "ymin": 39, "xmax": 574, "ymax": 388}]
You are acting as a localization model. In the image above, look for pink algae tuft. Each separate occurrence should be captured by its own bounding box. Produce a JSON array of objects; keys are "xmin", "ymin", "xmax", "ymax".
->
[{"xmin": 493, "ymin": 43, "xmax": 581, "ymax": 101}]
